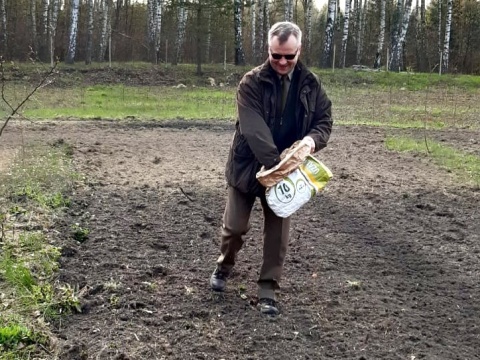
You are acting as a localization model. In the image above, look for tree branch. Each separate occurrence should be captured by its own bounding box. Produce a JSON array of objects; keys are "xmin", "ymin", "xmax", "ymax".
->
[{"xmin": 0, "ymin": 60, "xmax": 58, "ymax": 137}]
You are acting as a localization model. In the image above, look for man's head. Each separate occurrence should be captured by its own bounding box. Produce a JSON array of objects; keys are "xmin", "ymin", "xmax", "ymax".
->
[{"xmin": 268, "ymin": 22, "xmax": 302, "ymax": 76}]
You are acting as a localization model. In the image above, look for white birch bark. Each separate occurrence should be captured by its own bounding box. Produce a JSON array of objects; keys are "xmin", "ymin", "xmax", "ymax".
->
[
  {"xmin": 42, "ymin": 0, "xmax": 49, "ymax": 36},
  {"xmin": 303, "ymin": 0, "xmax": 313, "ymax": 65},
  {"xmin": 174, "ymin": 0, "xmax": 188, "ymax": 65},
  {"xmin": 66, "ymin": 0, "xmax": 80, "ymax": 64},
  {"xmin": 390, "ymin": 0, "xmax": 413, "ymax": 71},
  {"xmin": 154, "ymin": 0, "xmax": 164, "ymax": 62},
  {"xmin": 340, "ymin": 0, "xmax": 352, "ymax": 68},
  {"xmin": 258, "ymin": 0, "xmax": 265, "ymax": 58},
  {"xmin": 85, "ymin": 0, "xmax": 94, "ymax": 64},
  {"xmin": 49, "ymin": 0, "xmax": 60, "ymax": 66},
  {"xmin": 98, "ymin": 0, "xmax": 110, "ymax": 61},
  {"xmin": 234, "ymin": 0, "xmax": 245, "ymax": 65},
  {"xmin": 442, "ymin": 0, "xmax": 453, "ymax": 73},
  {"xmin": 374, "ymin": 0, "xmax": 386, "ymax": 68},
  {"xmin": 355, "ymin": 0, "xmax": 363, "ymax": 64},
  {"xmin": 322, "ymin": 0, "xmax": 336, "ymax": 68},
  {"xmin": 147, "ymin": 0, "xmax": 155, "ymax": 58},
  {"xmin": 251, "ymin": 0, "xmax": 256, "ymax": 62},
  {"xmin": 30, "ymin": 0, "xmax": 38, "ymax": 55},
  {"xmin": 205, "ymin": 10, "xmax": 212, "ymax": 63},
  {"xmin": 0, "ymin": 0, "xmax": 7, "ymax": 53},
  {"xmin": 438, "ymin": 0, "xmax": 442, "ymax": 64},
  {"xmin": 284, "ymin": 0, "xmax": 293, "ymax": 21}
]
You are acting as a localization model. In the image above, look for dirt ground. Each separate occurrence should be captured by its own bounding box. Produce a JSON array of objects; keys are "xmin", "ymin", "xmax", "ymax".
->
[{"xmin": 1, "ymin": 120, "xmax": 479, "ymax": 360}]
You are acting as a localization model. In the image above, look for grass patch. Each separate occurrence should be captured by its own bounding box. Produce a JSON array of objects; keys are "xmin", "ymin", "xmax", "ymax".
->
[
  {"xmin": 385, "ymin": 136, "xmax": 480, "ymax": 185},
  {"xmin": 0, "ymin": 141, "xmax": 82, "ymax": 357},
  {"xmin": 24, "ymin": 85, "xmax": 237, "ymax": 120}
]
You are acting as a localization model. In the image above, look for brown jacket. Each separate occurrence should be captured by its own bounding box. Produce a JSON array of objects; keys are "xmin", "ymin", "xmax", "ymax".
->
[{"xmin": 225, "ymin": 60, "xmax": 333, "ymax": 195}]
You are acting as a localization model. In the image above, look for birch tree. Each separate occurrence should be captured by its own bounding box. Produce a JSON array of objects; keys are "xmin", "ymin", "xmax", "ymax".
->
[
  {"xmin": 98, "ymin": 0, "xmax": 111, "ymax": 62},
  {"xmin": 49, "ymin": 0, "xmax": 60, "ymax": 66},
  {"xmin": 85, "ymin": 0, "xmax": 94, "ymax": 64},
  {"xmin": 66, "ymin": 0, "xmax": 80, "ymax": 64},
  {"xmin": 0, "ymin": 0, "xmax": 7, "ymax": 55},
  {"xmin": 257, "ymin": 0, "xmax": 268, "ymax": 60},
  {"xmin": 251, "ymin": 0, "xmax": 257, "ymax": 62},
  {"xmin": 441, "ymin": 0, "xmax": 453, "ymax": 73},
  {"xmin": 29, "ymin": 0, "xmax": 38, "ymax": 56},
  {"xmin": 321, "ymin": 0, "xmax": 336, "ymax": 68},
  {"xmin": 389, "ymin": 0, "xmax": 413, "ymax": 71},
  {"xmin": 340, "ymin": 0, "xmax": 352, "ymax": 68},
  {"xmin": 38, "ymin": 0, "xmax": 49, "ymax": 61},
  {"xmin": 205, "ymin": 11, "xmax": 212, "ymax": 63},
  {"xmin": 374, "ymin": 0, "xmax": 386, "ymax": 69},
  {"xmin": 285, "ymin": 0, "xmax": 293, "ymax": 21},
  {"xmin": 355, "ymin": 0, "xmax": 366, "ymax": 64},
  {"xmin": 234, "ymin": 0, "xmax": 245, "ymax": 65},
  {"xmin": 173, "ymin": 0, "xmax": 188, "ymax": 65},
  {"xmin": 303, "ymin": 0, "xmax": 313, "ymax": 65}
]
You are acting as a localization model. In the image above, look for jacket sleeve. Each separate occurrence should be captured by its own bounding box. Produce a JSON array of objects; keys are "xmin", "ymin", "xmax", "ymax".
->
[
  {"xmin": 306, "ymin": 81, "xmax": 333, "ymax": 153},
  {"xmin": 236, "ymin": 75, "xmax": 280, "ymax": 169}
]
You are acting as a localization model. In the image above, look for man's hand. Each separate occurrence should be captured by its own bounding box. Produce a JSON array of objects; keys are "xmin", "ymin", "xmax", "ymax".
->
[{"xmin": 303, "ymin": 136, "xmax": 315, "ymax": 154}]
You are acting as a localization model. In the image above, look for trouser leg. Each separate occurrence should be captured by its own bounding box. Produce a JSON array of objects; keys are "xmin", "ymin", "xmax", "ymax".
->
[
  {"xmin": 216, "ymin": 186, "xmax": 255, "ymax": 271},
  {"xmin": 257, "ymin": 195, "xmax": 291, "ymax": 299}
]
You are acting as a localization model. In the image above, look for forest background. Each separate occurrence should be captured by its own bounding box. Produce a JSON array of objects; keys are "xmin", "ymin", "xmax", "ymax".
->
[{"xmin": 0, "ymin": 0, "xmax": 478, "ymax": 75}]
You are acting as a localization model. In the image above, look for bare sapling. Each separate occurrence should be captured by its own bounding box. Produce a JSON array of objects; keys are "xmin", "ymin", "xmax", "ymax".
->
[{"xmin": 0, "ymin": 56, "xmax": 58, "ymax": 138}]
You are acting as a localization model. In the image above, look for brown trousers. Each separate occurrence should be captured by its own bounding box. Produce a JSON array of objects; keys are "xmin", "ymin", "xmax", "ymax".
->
[{"xmin": 216, "ymin": 186, "xmax": 291, "ymax": 299}]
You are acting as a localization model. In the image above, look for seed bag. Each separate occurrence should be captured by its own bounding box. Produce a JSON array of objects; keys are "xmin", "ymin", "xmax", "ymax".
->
[
  {"xmin": 263, "ymin": 156, "xmax": 332, "ymax": 218},
  {"xmin": 257, "ymin": 139, "xmax": 333, "ymax": 218}
]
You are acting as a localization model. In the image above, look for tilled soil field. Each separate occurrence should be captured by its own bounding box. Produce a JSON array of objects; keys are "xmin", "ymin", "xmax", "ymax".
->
[{"xmin": 1, "ymin": 120, "xmax": 479, "ymax": 360}]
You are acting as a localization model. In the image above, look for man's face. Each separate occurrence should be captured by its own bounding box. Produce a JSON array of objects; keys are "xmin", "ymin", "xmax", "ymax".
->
[{"xmin": 268, "ymin": 34, "xmax": 301, "ymax": 75}]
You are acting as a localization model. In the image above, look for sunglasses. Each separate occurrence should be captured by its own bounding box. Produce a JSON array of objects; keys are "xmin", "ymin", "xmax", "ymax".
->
[{"xmin": 270, "ymin": 51, "xmax": 298, "ymax": 60}]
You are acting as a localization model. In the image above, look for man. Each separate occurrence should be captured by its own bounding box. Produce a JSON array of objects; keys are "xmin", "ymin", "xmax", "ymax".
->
[{"xmin": 210, "ymin": 21, "xmax": 333, "ymax": 315}]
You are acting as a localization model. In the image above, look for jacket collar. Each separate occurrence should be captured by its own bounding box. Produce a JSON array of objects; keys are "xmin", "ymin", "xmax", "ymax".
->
[{"xmin": 257, "ymin": 59, "xmax": 315, "ymax": 86}]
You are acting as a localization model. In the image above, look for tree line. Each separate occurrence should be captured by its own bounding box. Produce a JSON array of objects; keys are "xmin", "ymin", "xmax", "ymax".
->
[{"xmin": 0, "ymin": 0, "xmax": 478, "ymax": 74}]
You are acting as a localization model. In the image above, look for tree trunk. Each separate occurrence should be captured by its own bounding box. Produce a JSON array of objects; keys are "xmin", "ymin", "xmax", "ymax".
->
[
  {"xmin": 85, "ymin": 0, "xmax": 94, "ymax": 64},
  {"xmin": 284, "ymin": 0, "xmax": 293, "ymax": 21},
  {"xmin": 340, "ymin": 0, "xmax": 352, "ymax": 68},
  {"xmin": 390, "ymin": 0, "xmax": 412, "ymax": 71},
  {"xmin": 196, "ymin": 3, "xmax": 203, "ymax": 75},
  {"xmin": 147, "ymin": 0, "xmax": 156, "ymax": 62},
  {"xmin": 154, "ymin": 0, "xmax": 164, "ymax": 63},
  {"xmin": 374, "ymin": 0, "xmax": 386, "ymax": 69},
  {"xmin": 0, "ymin": 0, "xmax": 7, "ymax": 55},
  {"xmin": 98, "ymin": 0, "xmax": 110, "ymax": 62},
  {"xmin": 251, "ymin": 0, "xmax": 256, "ymax": 63},
  {"xmin": 303, "ymin": 0, "xmax": 313, "ymax": 65},
  {"xmin": 66, "ymin": 0, "xmax": 80, "ymax": 64},
  {"xmin": 29, "ymin": 0, "xmax": 38, "ymax": 58},
  {"xmin": 205, "ymin": 10, "xmax": 212, "ymax": 63},
  {"xmin": 442, "ymin": 0, "xmax": 453, "ymax": 73},
  {"xmin": 173, "ymin": 0, "xmax": 188, "ymax": 65},
  {"xmin": 321, "ymin": 0, "xmax": 336, "ymax": 68},
  {"xmin": 234, "ymin": 0, "xmax": 245, "ymax": 65},
  {"xmin": 437, "ymin": 0, "xmax": 442, "ymax": 71},
  {"xmin": 50, "ymin": 0, "xmax": 60, "ymax": 66}
]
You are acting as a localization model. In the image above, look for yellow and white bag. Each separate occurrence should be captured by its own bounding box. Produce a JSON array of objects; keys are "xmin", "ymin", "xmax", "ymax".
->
[
  {"xmin": 256, "ymin": 139, "xmax": 333, "ymax": 218},
  {"xmin": 264, "ymin": 156, "xmax": 332, "ymax": 218}
]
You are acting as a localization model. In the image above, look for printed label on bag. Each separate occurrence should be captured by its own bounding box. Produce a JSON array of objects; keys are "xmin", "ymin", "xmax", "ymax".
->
[{"xmin": 273, "ymin": 178, "xmax": 295, "ymax": 204}]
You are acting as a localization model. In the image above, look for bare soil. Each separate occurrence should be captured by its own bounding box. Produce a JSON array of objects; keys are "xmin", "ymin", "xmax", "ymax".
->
[{"xmin": 1, "ymin": 120, "xmax": 479, "ymax": 360}]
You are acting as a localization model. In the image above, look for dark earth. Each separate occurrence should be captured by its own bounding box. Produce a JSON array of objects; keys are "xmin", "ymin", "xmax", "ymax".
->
[{"xmin": 1, "ymin": 119, "xmax": 479, "ymax": 360}]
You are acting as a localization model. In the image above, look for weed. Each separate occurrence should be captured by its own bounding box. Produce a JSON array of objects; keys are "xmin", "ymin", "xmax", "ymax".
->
[{"xmin": 71, "ymin": 223, "xmax": 89, "ymax": 242}]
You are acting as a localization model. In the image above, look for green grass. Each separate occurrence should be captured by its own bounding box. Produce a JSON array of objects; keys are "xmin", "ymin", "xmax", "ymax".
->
[
  {"xmin": 385, "ymin": 136, "xmax": 480, "ymax": 185},
  {"xmin": 0, "ymin": 142, "xmax": 82, "ymax": 358},
  {"xmin": 24, "ymin": 85, "xmax": 237, "ymax": 120}
]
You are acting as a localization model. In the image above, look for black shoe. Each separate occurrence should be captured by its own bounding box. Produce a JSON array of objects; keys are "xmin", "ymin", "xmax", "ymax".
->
[
  {"xmin": 210, "ymin": 267, "xmax": 229, "ymax": 292},
  {"xmin": 258, "ymin": 298, "xmax": 279, "ymax": 315}
]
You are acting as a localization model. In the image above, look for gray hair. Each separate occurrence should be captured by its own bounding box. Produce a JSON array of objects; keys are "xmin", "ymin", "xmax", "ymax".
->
[{"xmin": 268, "ymin": 22, "xmax": 302, "ymax": 47}]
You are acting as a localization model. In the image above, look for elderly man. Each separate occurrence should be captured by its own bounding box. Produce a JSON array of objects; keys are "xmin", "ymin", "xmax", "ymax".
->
[{"xmin": 210, "ymin": 21, "xmax": 333, "ymax": 315}]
